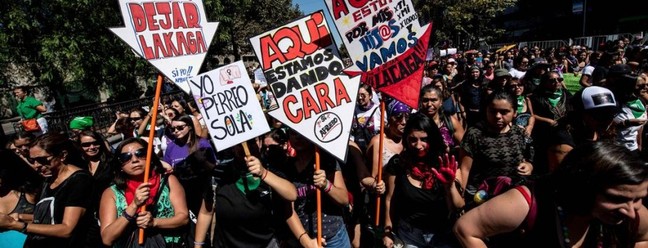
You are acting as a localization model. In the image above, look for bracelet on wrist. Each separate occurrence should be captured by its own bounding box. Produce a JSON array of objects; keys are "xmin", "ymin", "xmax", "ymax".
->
[
  {"xmin": 194, "ymin": 241, "xmax": 205, "ymax": 246},
  {"xmin": 121, "ymin": 210, "xmax": 136, "ymax": 222},
  {"xmin": 298, "ymin": 231, "xmax": 309, "ymax": 242},
  {"xmin": 261, "ymin": 169, "xmax": 269, "ymax": 180},
  {"xmin": 324, "ymin": 180, "xmax": 333, "ymax": 193}
]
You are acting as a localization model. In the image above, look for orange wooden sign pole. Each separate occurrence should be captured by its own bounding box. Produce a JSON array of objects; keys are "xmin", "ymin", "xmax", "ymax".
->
[
  {"xmin": 139, "ymin": 73, "xmax": 164, "ymax": 244},
  {"xmin": 375, "ymin": 100, "xmax": 386, "ymax": 227}
]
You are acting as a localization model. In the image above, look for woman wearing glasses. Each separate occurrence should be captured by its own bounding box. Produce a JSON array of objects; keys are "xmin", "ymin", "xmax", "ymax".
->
[
  {"xmin": 99, "ymin": 138, "xmax": 188, "ymax": 247},
  {"xmin": 507, "ymin": 78, "xmax": 535, "ymax": 137},
  {"xmin": 0, "ymin": 133, "xmax": 94, "ymax": 248},
  {"xmin": 77, "ymin": 131, "xmax": 115, "ymax": 247},
  {"xmin": 530, "ymin": 71, "xmax": 573, "ymax": 174}
]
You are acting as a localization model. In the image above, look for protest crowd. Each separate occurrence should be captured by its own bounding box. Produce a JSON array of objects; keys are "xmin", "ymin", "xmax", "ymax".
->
[
  {"xmin": 3, "ymin": 0, "xmax": 648, "ymax": 246},
  {"xmin": 2, "ymin": 37, "xmax": 648, "ymax": 248}
]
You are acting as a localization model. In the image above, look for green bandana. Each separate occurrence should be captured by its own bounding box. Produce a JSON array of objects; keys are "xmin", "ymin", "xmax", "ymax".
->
[
  {"xmin": 517, "ymin": 96, "xmax": 525, "ymax": 113},
  {"xmin": 236, "ymin": 173, "xmax": 260, "ymax": 194},
  {"xmin": 547, "ymin": 89, "xmax": 563, "ymax": 107},
  {"xmin": 627, "ymin": 99, "xmax": 646, "ymax": 119}
]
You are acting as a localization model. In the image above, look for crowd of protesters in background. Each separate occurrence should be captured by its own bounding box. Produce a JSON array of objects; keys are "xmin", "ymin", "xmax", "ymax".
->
[{"xmin": 1, "ymin": 36, "xmax": 648, "ymax": 248}]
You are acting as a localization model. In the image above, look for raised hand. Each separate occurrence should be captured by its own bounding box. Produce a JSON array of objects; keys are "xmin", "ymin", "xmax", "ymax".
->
[{"xmin": 432, "ymin": 153, "xmax": 458, "ymax": 186}]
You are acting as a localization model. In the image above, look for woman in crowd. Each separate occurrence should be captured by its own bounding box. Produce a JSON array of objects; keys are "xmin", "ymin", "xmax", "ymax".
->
[
  {"xmin": 457, "ymin": 91, "xmax": 534, "ymax": 209},
  {"xmin": 0, "ymin": 150, "xmax": 42, "ymax": 248},
  {"xmin": 431, "ymin": 75, "xmax": 463, "ymax": 120},
  {"xmin": 193, "ymin": 140, "xmax": 297, "ymax": 248},
  {"xmin": 129, "ymin": 107, "xmax": 149, "ymax": 138},
  {"xmin": 170, "ymin": 99, "xmax": 205, "ymax": 138},
  {"xmin": 282, "ymin": 130, "xmax": 350, "ymax": 248},
  {"xmin": 99, "ymin": 138, "xmax": 188, "ymax": 247},
  {"xmin": 507, "ymin": 78, "xmax": 535, "ymax": 137},
  {"xmin": 454, "ymin": 142, "xmax": 648, "ymax": 247},
  {"xmin": 0, "ymin": 133, "xmax": 95, "ymax": 247},
  {"xmin": 163, "ymin": 115, "xmax": 215, "ymax": 214},
  {"xmin": 382, "ymin": 112, "xmax": 464, "ymax": 248},
  {"xmin": 352, "ymin": 84, "xmax": 382, "ymax": 152},
  {"xmin": 11, "ymin": 132, "xmax": 35, "ymax": 166},
  {"xmin": 547, "ymin": 86, "xmax": 619, "ymax": 172},
  {"xmin": 530, "ymin": 71, "xmax": 572, "ymax": 174},
  {"xmin": 420, "ymin": 85, "xmax": 465, "ymax": 156},
  {"xmin": 367, "ymin": 100, "xmax": 409, "ymax": 178},
  {"xmin": 77, "ymin": 131, "xmax": 115, "ymax": 246}
]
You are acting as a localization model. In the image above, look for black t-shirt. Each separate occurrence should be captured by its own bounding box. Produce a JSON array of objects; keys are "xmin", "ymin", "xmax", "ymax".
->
[
  {"xmin": 385, "ymin": 155, "xmax": 452, "ymax": 232},
  {"xmin": 213, "ymin": 180, "xmax": 276, "ymax": 248},
  {"xmin": 25, "ymin": 170, "xmax": 94, "ymax": 248}
]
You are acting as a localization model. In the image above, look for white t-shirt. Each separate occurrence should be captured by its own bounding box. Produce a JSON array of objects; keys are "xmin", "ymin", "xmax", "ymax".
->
[{"xmin": 614, "ymin": 103, "xmax": 647, "ymax": 151}]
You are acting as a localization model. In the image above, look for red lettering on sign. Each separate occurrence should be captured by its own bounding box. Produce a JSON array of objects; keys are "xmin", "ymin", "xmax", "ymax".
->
[
  {"xmin": 314, "ymin": 83, "xmax": 335, "ymax": 112},
  {"xmin": 129, "ymin": 3, "xmax": 146, "ymax": 32},
  {"xmin": 257, "ymin": 12, "xmax": 331, "ymax": 70},
  {"xmin": 333, "ymin": 77, "xmax": 351, "ymax": 105},
  {"xmin": 284, "ymin": 95, "xmax": 302, "ymax": 123},
  {"xmin": 155, "ymin": 2, "xmax": 172, "ymax": 29}
]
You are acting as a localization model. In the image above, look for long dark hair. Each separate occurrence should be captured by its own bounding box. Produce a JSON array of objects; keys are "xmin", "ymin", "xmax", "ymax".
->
[
  {"xmin": 77, "ymin": 130, "xmax": 112, "ymax": 162},
  {"xmin": 401, "ymin": 112, "xmax": 447, "ymax": 166},
  {"xmin": 173, "ymin": 115, "xmax": 199, "ymax": 154},
  {"xmin": 553, "ymin": 142, "xmax": 648, "ymax": 214},
  {"xmin": 112, "ymin": 138, "xmax": 165, "ymax": 190}
]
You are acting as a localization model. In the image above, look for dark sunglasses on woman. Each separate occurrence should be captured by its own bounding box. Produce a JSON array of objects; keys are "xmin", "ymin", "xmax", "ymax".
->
[{"xmin": 118, "ymin": 148, "xmax": 147, "ymax": 163}]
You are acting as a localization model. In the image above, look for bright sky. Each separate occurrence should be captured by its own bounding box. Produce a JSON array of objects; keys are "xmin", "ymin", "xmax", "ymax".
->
[{"xmin": 292, "ymin": 0, "xmax": 343, "ymax": 47}]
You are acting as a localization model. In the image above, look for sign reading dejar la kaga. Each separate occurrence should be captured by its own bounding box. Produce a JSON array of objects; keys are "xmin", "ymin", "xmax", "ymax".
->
[
  {"xmin": 189, "ymin": 61, "xmax": 271, "ymax": 151},
  {"xmin": 250, "ymin": 11, "xmax": 360, "ymax": 161},
  {"xmin": 110, "ymin": 0, "xmax": 218, "ymax": 93}
]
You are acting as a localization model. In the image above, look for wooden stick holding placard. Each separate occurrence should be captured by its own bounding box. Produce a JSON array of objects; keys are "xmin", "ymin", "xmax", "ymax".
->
[
  {"xmin": 375, "ymin": 100, "xmax": 386, "ymax": 227},
  {"xmin": 139, "ymin": 74, "xmax": 164, "ymax": 244},
  {"xmin": 316, "ymin": 147, "xmax": 322, "ymax": 247}
]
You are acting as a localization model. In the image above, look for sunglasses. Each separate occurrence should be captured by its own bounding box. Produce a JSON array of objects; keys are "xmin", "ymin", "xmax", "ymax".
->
[
  {"xmin": 32, "ymin": 156, "xmax": 53, "ymax": 165},
  {"xmin": 550, "ymin": 78, "xmax": 564, "ymax": 83},
  {"xmin": 118, "ymin": 148, "xmax": 147, "ymax": 164},
  {"xmin": 171, "ymin": 125, "xmax": 187, "ymax": 131},
  {"xmin": 392, "ymin": 112, "xmax": 410, "ymax": 120},
  {"xmin": 80, "ymin": 141, "xmax": 100, "ymax": 148},
  {"xmin": 129, "ymin": 117, "xmax": 142, "ymax": 122}
]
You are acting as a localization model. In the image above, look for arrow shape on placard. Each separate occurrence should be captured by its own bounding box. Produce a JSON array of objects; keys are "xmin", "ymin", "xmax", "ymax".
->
[{"xmin": 110, "ymin": 0, "xmax": 218, "ymax": 93}]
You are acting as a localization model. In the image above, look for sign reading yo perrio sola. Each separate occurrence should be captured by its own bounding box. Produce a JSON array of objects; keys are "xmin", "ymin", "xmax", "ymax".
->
[
  {"xmin": 324, "ymin": 0, "xmax": 432, "ymax": 108},
  {"xmin": 110, "ymin": 0, "xmax": 218, "ymax": 93},
  {"xmin": 189, "ymin": 61, "xmax": 271, "ymax": 151},
  {"xmin": 250, "ymin": 11, "xmax": 360, "ymax": 161}
]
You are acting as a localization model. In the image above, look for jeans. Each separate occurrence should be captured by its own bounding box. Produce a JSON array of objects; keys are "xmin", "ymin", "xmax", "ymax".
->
[
  {"xmin": 325, "ymin": 226, "xmax": 351, "ymax": 248},
  {"xmin": 397, "ymin": 220, "xmax": 458, "ymax": 248}
]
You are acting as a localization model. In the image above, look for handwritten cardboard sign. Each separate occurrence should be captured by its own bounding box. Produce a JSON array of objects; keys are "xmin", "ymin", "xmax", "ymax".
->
[
  {"xmin": 110, "ymin": 0, "xmax": 218, "ymax": 93},
  {"xmin": 189, "ymin": 61, "xmax": 270, "ymax": 151},
  {"xmin": 249, "ymin": 11, "xmax": 360, "ymax": 161},
  {"xmin": 324, "ymin": 0, "xmax": 432, "ymax": 108}
]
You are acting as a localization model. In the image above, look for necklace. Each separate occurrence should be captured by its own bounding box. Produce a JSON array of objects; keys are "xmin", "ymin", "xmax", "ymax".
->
[{"xmin": 556, "ymin": 205, "xmax": 605, "ymax": 248}]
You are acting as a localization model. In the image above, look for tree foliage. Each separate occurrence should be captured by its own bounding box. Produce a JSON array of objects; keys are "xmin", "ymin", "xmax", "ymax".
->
[
  {"xmin": 414, "ymin": 0, "xmax": 517, "ymax": 48},
  {"xmin": 0, "ymin": 0, "xmax": 301, "ymax": 107}
]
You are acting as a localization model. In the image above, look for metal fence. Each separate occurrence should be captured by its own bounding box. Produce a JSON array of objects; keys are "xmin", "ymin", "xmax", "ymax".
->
[
  {"xmin": 3, "ymin": 90, "xmax": 187, "ymax": 137},
  {"xmin": 487, "ymin": 32, "xmax": 643, "ymax": 52}
]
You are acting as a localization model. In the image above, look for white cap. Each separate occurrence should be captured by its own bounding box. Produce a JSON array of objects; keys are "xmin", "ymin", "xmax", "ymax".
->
[
  {"xmin": 581, "ymin": 86, "xmax": 616, "ymax": 110},
  {"xmin": 447, "ymin": 58, "xmax": 456, "ymax": 63}
]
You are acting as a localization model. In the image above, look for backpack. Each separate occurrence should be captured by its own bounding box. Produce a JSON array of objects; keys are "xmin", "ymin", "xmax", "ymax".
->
[{"xmin": 351, "ymin": 107, "xmax": 379, "ymax": 153}]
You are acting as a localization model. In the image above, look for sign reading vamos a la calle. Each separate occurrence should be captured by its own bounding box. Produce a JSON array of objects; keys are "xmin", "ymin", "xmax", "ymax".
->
[
  {"xmin": 250, "ymin": 11, "xmax": 360, "ymax": 161},
  {"xmin": 324, "ymin": 0, "xmax": 432, "ymax": 108},
  {"xmin": 189, "ymin": 61, "xmax": 271, "ymax": 151},
  {"xmin": 110, "ymin": 0, "xmax": 218, "ymax": 93}
]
